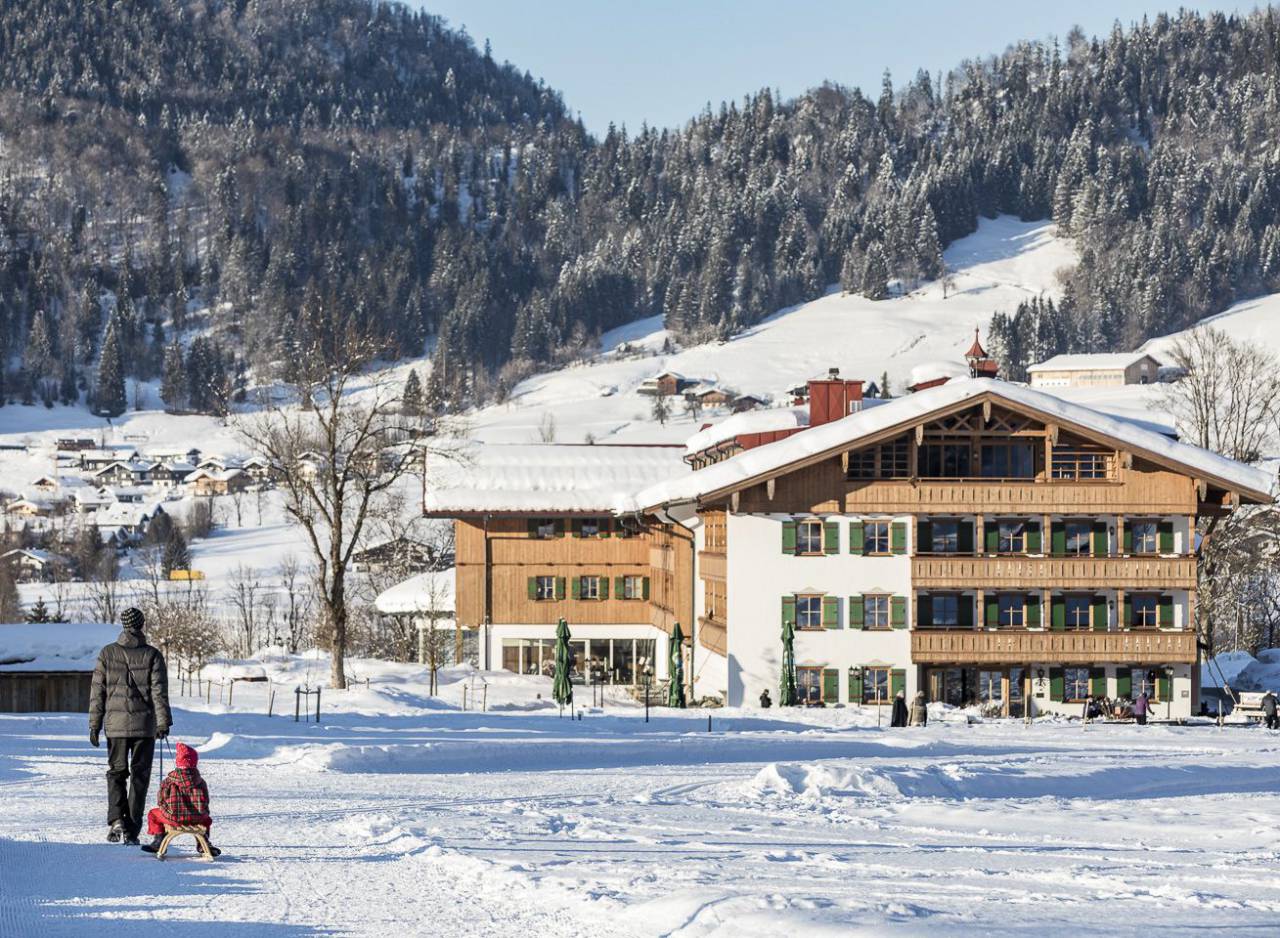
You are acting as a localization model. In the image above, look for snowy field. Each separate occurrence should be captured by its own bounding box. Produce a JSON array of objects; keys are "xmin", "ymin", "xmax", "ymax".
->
[{"xmin": 3, "ymin": 670, "xmax": 1280, "ymax": 936}]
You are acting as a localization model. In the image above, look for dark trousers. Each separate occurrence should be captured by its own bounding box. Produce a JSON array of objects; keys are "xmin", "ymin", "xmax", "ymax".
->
[
  {"xmin": 106, "ymin": 736, "xmax": 154, "ymax": 834},
  {"xmin": 1135, "ymin": 713, "xmax": 1147, "ymax": 726},
  {"xmin": 1266, "ymin": 713, "xmax": 1279, "ymax": 730}
]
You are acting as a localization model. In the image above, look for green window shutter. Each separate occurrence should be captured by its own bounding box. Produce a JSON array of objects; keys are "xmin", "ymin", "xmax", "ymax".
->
[
  {"xmin": 1092, "ymin": 522, "xmax": 1108, "ymax": 557},
  {"xmin": 527, "ymin": 518, "xmax": 540, "ymax": 537},
  {"xmin": 984, "ymin": 523, "xmax": 999, "ymax": 554},
  {"xmin": 1026, "ymin": 522, "xmax": 1042, "ymax": 554},
  {"xmin": 1051, "ymin": 595, "xmax": 1065, "ymax": 631},
  {"xmin": 781, "ymin": 521, "xmax": 797, "ymax": 554},
  {"xmin": 1157, "ymin": 669, "xmax": 1172, "ymax": 701},
  {"xmin": 822, "ymin": 596, "xmax": 840, "ymax": 629},
  {"xmin": 985, "ymin": 594, "xmax": 999, "ymax": 628},
  {"xmin": 890, "ymin": 669, "xmax": 906, "ymax": 697},
  {"xmin": 1158, "ymin": 594, "xmax": 1174, "ymax": 628},
  {"xmin": 554, "ymin": 518, "xmax": 566, "ymax": 538},
  {"xmin": 1158, "ymin": 521, "xmax": 1174, "ymax": 554},
  {"xmin": 527, "ymin": 577, "xmax": 537, "ymax": 600},
  {"xmin": 848, "ymin": 668, "xmax": 863, "ymax": 701},
  {"xmin": 641, "ymin": 576, "xmax": 651, "ymax": 600},
  {"xmin": 555, "ymin": 577, "xmax": 566, "ymax": 600},
  {"xmin": 1090, "ymin": 668, "xmax": 1107, "ymax": 698},
  {"xmin": 849, "ymin": 595, "xmax": 865, "ymax": 629},
  {"xmin": 571, "ymin": 577, "xmax": 581, "ymax": 600},
  {"xmin": 849, "ymin": 521, "xmax": 865, "ymax": 554},
  {"xmin": 781, "ymin": 595, "xmax": 796, "ymax": 628},
  {"xmin": 1051, "ymin": 522, "xmax": 1066, "ymax": 556},
  {"xmin": 890, "ymin": 521, "xmax": 907, "ymax": 555},
  {"xmin": 1123, "ymin": 595, "xmax": 1133, "ymax": 630},
  {"xmin": 958, "ymin": 521, "xmax": 974, "ymax": 554},
  {"xmin": 823, "ymin": 521, "xmax": 839, "ymax": 554},
  {"xmin": 1049, "ymin": 668, "xmax": 1065, "ymax": 701},
  {"xmin": 614, "ymin": 576, "xmax": 624, "ymax": 598},
  {"xmin": 1123, "ymin": 525, "xmax": 1133, "ymax": 554},
  {"xmin": 600, "ymin": 577, "xmax": 610, "ymax": 599},
  {"xmin": 1115, "ymin": 670, "xmax": 1132, "ymax": 699},
  {"xmin": 890, "ymin": 596, "xmax": 906, "ymax": 629},
  {"xmin": 919, "ymin": 594, "xmax": 934, "ymax": 628},
  {"xmin": 823, "ymin": 668, "xmax": 839, "ymax": 703},
  {"xmin": 1026, "ymin": 594, "xmax": 1040, "ymax": 628},
  {"xmin": 956, "ymin": 595, "xmax": 972, "ymax": 629},
  {"xmin": 1092, "ymin": 595, "xmax": 1107, "ymax": 632}
]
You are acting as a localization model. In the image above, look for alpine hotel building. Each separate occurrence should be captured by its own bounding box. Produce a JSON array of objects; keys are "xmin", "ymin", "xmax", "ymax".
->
[{"xmin": 425, "ymin": 369, "xmax": 1271, "ymax": 719}]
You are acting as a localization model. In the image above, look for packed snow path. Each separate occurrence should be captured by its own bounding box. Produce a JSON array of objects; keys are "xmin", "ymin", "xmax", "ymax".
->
[{"xmin": 2, "ymin": 708, "xmax": 1280, "ymax": 936}]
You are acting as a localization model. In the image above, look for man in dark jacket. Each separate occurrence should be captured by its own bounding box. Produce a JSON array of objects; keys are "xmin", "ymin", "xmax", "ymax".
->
[
  {"xmin": 88, "ymin": 608, "xmax": 171, "ymax": 844},
  {"xmin": 1262, "ymin": 691, "xmax": 1279, "ymax": 730}
]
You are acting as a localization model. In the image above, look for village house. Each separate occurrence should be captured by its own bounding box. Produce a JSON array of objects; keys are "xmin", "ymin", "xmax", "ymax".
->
[
  {"xmin": 352, "ymin": 538, "xmax": 442, "ymax": 573},
  {"xmin": 71, "ymin": 488, "xmax": 114, "ymax": 514},
  {"xmin": 78, "ymin": 448, "xmax": 137, "ymax": 472},
  {"xmin": 31, "ymin": 475, "xmax": 90, "ymax": 496},
  {"xmin": 425, "ymin": 365, "xmax": 1269, "ymax": 719},
  {"xmin": 240, "ymin": 455, "xmax": 275, "ymax": 482},
  {"xmin": 55, "ymin": 438, "xmax": 95, "ymax": 452},
  {"xmin": 375, "ymin": 568, "xmax": 463, "ymax": 664},
  {"xmin": 638, "ymin": 371, "xmax": 694, "ymax": 397},
  {"xmin": 185, "ymin": 467, "xmax": 250, "ymax": 496},
  {"xmin": 1, "ymin": 548, "xmax": 69, "ymax": 583},
  {"xmin": 1027, "ymin": 352, "xmax": 1163, "ymax": 389},
  {"xmin": 148, "ymin": 460, "xmax": 197, "ymax": 488},
  {"xmin": 730, "ymin": 394, "xmax": 768, "ymax": 412},
  {"xmin": 93, "ymin": 502, "xmax": 164, "ymax": 543},
  {"xmin": 93, "ymin": 460, "xmax": 157, "ymax": 488},
  {"xmin": 5, "ymin": 497, "xmax": 57, "ymax": 519}
]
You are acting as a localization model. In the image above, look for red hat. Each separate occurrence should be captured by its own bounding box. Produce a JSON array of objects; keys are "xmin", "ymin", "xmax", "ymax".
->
[{"xmin": 175, "ymin": 742, "xmax": 199, "ymax": 769}]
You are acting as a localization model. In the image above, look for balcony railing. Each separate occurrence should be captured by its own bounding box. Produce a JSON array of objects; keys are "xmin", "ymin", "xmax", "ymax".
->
[
  {"xmin": 911, "ymin": 555, "xmax": 1196, "ymax": 590},
  {"xmin": 842, "ymin": 479, "xmax": 1196, "ymax": 514},
  {"xmin": 910, "ymin": 628, "xmax": 1196, "ymax": 664}
]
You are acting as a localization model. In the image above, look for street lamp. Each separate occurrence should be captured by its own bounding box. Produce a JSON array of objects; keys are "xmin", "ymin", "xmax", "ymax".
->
[{"xmin": 643, "ymin": 663, "xmax": 654, "ymax": 723}]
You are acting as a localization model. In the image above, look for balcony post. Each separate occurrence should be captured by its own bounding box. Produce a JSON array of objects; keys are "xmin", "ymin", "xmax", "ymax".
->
[
  {"xmin": 975, "ymin": 588, "xmax": 984, "ymax": 630},
  {"xmin": 1117, "ymin": 514, "xmax": 1126, "ymax": 558},
  {"xmin": 1116, "ymin": 587, "xmax": 1125, "ymax": 632}
]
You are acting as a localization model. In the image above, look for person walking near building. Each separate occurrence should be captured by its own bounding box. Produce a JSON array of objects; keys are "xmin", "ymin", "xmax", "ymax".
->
[
  {"xmin": 1261, "ymin": 690, "xmax": 1278, "ymax": 729},
  {"xmin": 758, "ymin": 689, "xmax": 772, "ymax": 709},
  {"xmin": 88, "ymin": 608, "xmax": 172, "ymax": 844},
  {"xmin": 908, "ymin": 691, "xmax": 928, "ymax": 726},
  {"xmin": 1133, "ymin": 691, "xmax": 1150, "ymax": 726},
  {"xmin": 890, "ymin": 689, "xmax": 909, "ymax": 727}
]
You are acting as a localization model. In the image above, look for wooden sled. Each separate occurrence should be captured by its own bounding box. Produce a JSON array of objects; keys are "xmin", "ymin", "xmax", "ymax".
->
[{"xmin": 156, "ymin": 825, "xmax": 215, "ymax": 861}]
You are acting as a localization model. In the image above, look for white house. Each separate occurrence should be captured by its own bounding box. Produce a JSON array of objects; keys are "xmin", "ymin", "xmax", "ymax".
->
[{"xmin": 1026, "ymin": 353, "xmax": 1163, "ymax": 389}]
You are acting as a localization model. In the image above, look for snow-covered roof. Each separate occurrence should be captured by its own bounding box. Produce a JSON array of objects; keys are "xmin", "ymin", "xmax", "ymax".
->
[
  {"xmin": 185, "ymin": 467, "xmax": 246, "ymax": 483},
  {"xmin": 423, "ymin": 443, "xmax": 687, "ymax": 515},
  {"xmin": 1, "ymin": 548, "xmax": 60, "ymax": 565},
  {"xmin": 636, "ymin": 378, "xmax": 1273, "ymax": 508},
  {"xmin": 907, "ymin": 359, "xmax": 969, "ymax": 388},
  {"xmin": 1026, "ymin": 352, "xmax": 1161, "ymax": 373},
  {"xmin": 685, "ymin": 407, "xmax": 810, "ymax": 456},
  {"xmin": 0, "ymin": 622, "xmax": 116, "ymax": 671},
  {"xmin": 375, "ymin": 569, "xmax": 456, "ymax": 615},
  {"xmin": 93, "ymin": 502, "xmax": 161, "ymax": 527}
]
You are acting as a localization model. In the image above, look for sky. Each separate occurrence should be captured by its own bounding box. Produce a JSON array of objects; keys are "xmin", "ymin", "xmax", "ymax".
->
[{"xmin": 416, "ymin": 1, "xmax": 1248, "ymax": 135}]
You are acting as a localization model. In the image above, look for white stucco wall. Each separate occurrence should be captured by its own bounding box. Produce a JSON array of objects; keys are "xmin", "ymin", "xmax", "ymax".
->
[{"xmin": 725, "ymin": 513, "xmax": 915, "ymax": 707}]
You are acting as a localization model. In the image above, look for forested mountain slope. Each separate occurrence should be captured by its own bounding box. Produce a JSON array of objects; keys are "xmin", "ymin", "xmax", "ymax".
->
[{"xmin": 1, "ymin": 2, "xmax": 1279, "ymax": 416}]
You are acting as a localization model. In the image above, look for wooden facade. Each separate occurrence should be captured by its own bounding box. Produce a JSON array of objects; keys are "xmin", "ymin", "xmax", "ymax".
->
[
  {"xmin": 0, "ymin": 671, "xmax": 93, "ymax": 713},
  {"xmin": 911, "ymin": 555, "xmax": 1196, "ymax": 591},
  {"xmin": 911, "ymin": 629, "xmax": 1196, "ymax": 665}
]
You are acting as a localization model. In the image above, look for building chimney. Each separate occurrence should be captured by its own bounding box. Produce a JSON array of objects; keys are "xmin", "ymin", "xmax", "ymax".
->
[{"xmin": 807, "ymin": 369, "xmax": 865, "ymax": 427}]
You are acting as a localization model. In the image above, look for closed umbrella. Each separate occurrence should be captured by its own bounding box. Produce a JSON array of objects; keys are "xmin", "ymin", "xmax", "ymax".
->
[
  {"xmin": 667, "ymin": 621, "xmax": 687, "ymax": 708},
  {"xmin": 552, "ymin": 618, "xmax": 573, "ymax": 708},
  {"xmin": 779, "ymin": 616, "xmax": 798, "ymax": 706}
]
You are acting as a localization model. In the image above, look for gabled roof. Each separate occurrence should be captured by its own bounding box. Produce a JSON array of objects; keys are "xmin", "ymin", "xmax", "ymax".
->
[
  {"xmin": 684, "ymin": 407, "xmax": 810, "ymax": 456},
  {"xmin": 636, "ymin": 378, "xmax": 1273, "ymax": 509},
  {"xmin": 1026, "ymin": 352, "xmax": 1162, "ymax": 373}
]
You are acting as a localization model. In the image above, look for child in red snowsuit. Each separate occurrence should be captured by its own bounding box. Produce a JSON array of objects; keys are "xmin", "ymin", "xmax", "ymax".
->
[{"xmin": 140, "ymin": 742, "xmax": 220, "ymax": 855}]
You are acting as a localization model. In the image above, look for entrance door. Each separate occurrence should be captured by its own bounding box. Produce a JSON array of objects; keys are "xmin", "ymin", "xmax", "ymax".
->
[
  {"xmin": 977, "ymin": 670, "xmax": 1005, "ymax": 713},
  {"xmin": 1007, "ymin": 667, "xmax": 1025, "ymax": 718}
]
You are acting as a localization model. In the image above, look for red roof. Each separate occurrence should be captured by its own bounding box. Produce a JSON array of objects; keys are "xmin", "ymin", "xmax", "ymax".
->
[{"xmin": 965, "ymin": 328, "xmax": 988, "ymax": 360}]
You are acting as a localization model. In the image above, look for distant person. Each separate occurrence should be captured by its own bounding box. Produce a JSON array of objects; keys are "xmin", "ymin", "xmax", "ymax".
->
[
  {"xmin": 88, "ymin": 608, "xmax": 171, "ymax": 844},
  {"xmin": 1133, "ymin": 691, "xmax": 1150, "ymax": 726},
  {"xmin": 908, "ymin": 691, "xmax": 928, "ymax": 726},
  {"xmin": 141, "ymin": 743, "xmax": 219, "ymax": 857},
  {"xmin": 890, "ymin": 689, "xmax": 908, "ymax": 727},
  {"xmin": 1262, "ymin": 690, "xmax": 1279, "ymax": 730},
  {"xmin": 759, "ymin": 689, "xmax": 772, "ymax": 709}
]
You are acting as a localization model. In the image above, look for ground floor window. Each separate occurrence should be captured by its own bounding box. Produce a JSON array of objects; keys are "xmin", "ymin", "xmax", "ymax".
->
[
  {"xmin": 796, "ymin": 666, "xmax": 824, "ymax": 705},
  {"xmin": 1064, "ymin": 667, "xmax": 1090, "ymax": 702},
  {"xmin": 500, "ymin": 637, "xmax": 656, "ymax": 684},
  {"xmin": 862, "ymin": 667, "xmax": 890, "ymax": 704},
  {"xmin": 1131, "ymin": 668, "xmax": 1156, "ymax": 700},
  {"xmin": 926, "ymin": 666, "xmax": 1025, "ymax": 716}
]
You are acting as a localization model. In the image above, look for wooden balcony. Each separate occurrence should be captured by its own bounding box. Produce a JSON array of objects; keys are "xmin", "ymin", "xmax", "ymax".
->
[
  {"xmin": 699, "ymin": 550, "xmax": 726, "ymax": 582},
  {"xmin": 842, "ymin": 478, "xmax": 1196, "ymax": 515},
  {"xmin": 911, "ymin": 555, "xmax": 1196, "ymax": 590},
  {"xmin": 911, "ymin": 628, "xmax": 1197, "ymax": 664},
  {"xmin": 697, "ymin": 616, "xmax": 727, "ymax": 656}
]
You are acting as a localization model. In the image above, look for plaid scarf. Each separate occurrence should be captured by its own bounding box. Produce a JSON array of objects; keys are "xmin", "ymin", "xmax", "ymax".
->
[{"xmin": 158, "ymin": 767, "xmax": 210, "ymax": 826}]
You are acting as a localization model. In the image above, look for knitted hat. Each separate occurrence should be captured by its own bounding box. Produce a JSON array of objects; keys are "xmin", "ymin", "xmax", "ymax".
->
[
  {"xmin": 175, "ymin": 742, "xmax": 198, "ymax": 769},
  {"xmin": 121, "ymin": 607, "xmax": 145, "ymax": 631}
]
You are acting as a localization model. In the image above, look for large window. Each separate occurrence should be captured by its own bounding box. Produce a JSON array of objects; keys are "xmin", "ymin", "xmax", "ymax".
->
[
  {"xmin": 931, "ymin": 520, "xmax": 960, "ymax": 554},
  {"xmin": 796, "ymin": 667, "xmax": 825, "ymax": 705},
  {"xmin": 865, "ymin": 595, "xmax": 890, "ymax": 630},
  {"xmin": 502, "ymin": 637, "xmax": 655, "ymax": 684},
  {"xmin": 919, "ymin": 443, "xmax": 970, "ymax": 478},
  {"xmin": 534, "ymin": 576, "xmax": 556, "ymax": 601},
  {"xmin": 862, "ymin": 667, "xmax": 890, "ymax": 704},
  {"xmin": 865, "ymin": 520, "xmax": 890, "ymax": 555},
  {"xmin": 1130, "ymin": 594, "xmax": 1159, "ymax": 629},
  {"xmin": 579, "ymin": 576, "xmax": 602, "ymax": 600},
  {"xmin": 980, "ymin": 442, "xmax": 1035, "ymax": 479},
  {"xmin": 997, "ymin": 520, "xmax": 1027, "ymax": 554},
  {"xmin": 1064, "ymin": 520, "xmax": 1093, "ymax": 556},
  {"xmin": 796, "ymin": 595, "xmax": 823, "ymax": 630},
  {"xmin": 931, "ymin": 593, "xmax": 960, "ymax": 627},
  {"xmin": 1065, "ymin": 594, "xmax": 1092, "ymax": 631},
  {"xmin": 998, "ymin": 594, "xmax": 1024, "ymax": 629},
  {"xmin": 1130, "ymin": 520, "xmax": 1158, "ymax": 555},
  {"xmin": 1131, "ymin": 668, "xmax": 1156, "ymax": 700},
  {"xmin": 847, "ymin": 439, "xmax": 911, "ymax": 479},
  {"xmin": 622, "ymin": 576, "xmax": 645, "ymax": 600},
  {"xmin": 1051, "ymin": 446, "xmax": 1111, "ymax": 480},
  {"xmin": 1064, "ymin": 667, "xmax": 1091, "ymax": 702},
  {"xmin": 796, "ymin": 520, "xmax": 823, "ymax": 555}
]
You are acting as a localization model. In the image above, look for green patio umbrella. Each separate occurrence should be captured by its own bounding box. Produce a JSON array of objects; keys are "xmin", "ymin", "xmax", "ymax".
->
[
  {"xmin": 552, "ymin": 617, "xmax": 574, "ymax": 708},
  {"xmin": 667, "ymin": 621, "xmax": 687, "ymax": 708},
  {"xmin": 779, "ymin": 616, "xmax": 798, "ymax": 706}
]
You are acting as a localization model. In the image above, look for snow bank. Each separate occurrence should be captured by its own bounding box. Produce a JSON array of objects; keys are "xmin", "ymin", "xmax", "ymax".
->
[
  {"xmin": 1233, "ymin": 648, "xmax": 1280, "ymax": 692},
  {"xmin": 0, "ymin": 621, "xmax": 115, "ymax": 670},
  {"xmin": 1200, "ymin": 650, "xmax": 1257, "ymax": 688}
]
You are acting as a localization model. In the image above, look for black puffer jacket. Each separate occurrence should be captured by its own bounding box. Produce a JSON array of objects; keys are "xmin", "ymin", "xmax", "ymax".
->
[{"xmin": 88, "ymin": 627, "xmax": 171, "ymax": 738}]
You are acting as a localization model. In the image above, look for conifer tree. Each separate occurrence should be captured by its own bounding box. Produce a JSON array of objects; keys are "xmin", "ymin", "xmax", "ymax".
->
[
  {"xmin": 161, "ymin": 342, "xmax": 186, "ymax": 412},
  {"xmin": 861, "ymin": 243, "xmax": 889, "ymax": 301},
  {"xmin": 402, "ymin": 369, "xmax": 424, "ymax": 416},
  {"xmin": 95, "ymin": 316, "xmax": 127, "ymax": 417}
]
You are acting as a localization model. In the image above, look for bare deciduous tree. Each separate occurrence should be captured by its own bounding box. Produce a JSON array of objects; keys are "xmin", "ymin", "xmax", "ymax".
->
[{"xmin": 276, "ymin": 554, "xmax": 314, "ymax": 654}]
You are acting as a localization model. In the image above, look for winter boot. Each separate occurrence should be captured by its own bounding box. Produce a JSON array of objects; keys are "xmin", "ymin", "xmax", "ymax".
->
[
  {"xmin": 123, "ymin": 829, "xmax": 140, "ymax": 846},
  {"xmin": 205, "ymin": 841, "xmax": 222, "ymax": 858},
  {"xmin": 140, "ymin": 833, "xmax": 165, "ymax": 854},
  {"xmin": 106, "ymin": 820, "xmax": 125, "ymax": 844}
]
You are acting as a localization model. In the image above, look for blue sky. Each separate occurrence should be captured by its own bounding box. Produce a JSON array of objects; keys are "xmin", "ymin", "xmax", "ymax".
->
[{"xmin": 416, "ymin": 1, "xmax": 1247, "ymax": 135}]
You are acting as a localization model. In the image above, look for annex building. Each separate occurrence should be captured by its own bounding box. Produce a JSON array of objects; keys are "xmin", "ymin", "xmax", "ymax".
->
[{"xmin": 425, "ymin": 375, "xmax": 1270, "ymax": 718}]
